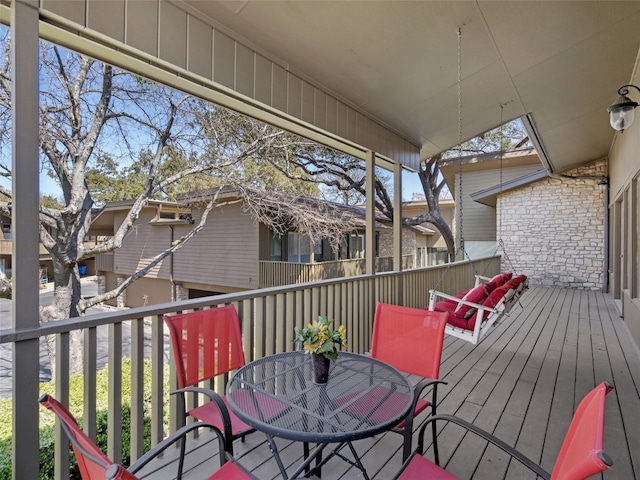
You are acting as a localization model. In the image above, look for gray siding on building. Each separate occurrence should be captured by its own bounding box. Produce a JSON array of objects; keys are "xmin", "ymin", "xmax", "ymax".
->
[
  {"xmin": 456, "ymin": 165, "xmax": 542, "ymax": 243},
  {"xmin": 173, "ymin": 202, "xmax": 260, "ymax": 290},
  {"xmin": 108, "ymin": 203, "xmax": 259, "ymax": 291},
  {"xmin": 112, "ymin": 209, "xmax": 172, "ymax": 277}
]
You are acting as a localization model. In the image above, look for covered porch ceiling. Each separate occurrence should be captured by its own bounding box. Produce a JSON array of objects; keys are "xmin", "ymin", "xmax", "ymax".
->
[
  {"xmin": 4, "ymin": 1, "xmax": 640, "ymax": 175},
  {"xmin": 184, "ymin": 1, "xmax": 640, "ymax": 173}
]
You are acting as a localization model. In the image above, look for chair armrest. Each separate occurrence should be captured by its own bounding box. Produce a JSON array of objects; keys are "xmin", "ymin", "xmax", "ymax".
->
[
  {"xmin": 416, "ymin": 414, "xmax": 551, "ymax": 479},
  {"xmin": 172, "ymin": 386, "xmax": 233, "ymax": 452},
  {"xmin": 412, "ymin": 378, "xmax": 447, "ymax": 403},
  {"xmin": 125, "ymin": 421, "xmax": 227, "ymax": 476}
]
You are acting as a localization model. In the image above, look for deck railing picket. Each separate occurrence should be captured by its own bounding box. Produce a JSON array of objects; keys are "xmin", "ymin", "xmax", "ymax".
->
[
  {"xmin": 151, "ymin": 314, "xmax": 165, "ymax": 448},
  {"xmin": 107, "ymin": 322, "xmax": 123, "ymax": 464},
  {"xmin": 54, "ymin": 332, "xmax": 70, "ymax": 480},
  {"xmin": 130, "ymin": 318, "xmax": 145, "ymax": 461},
  {"xmin": 83, "ymin": 326, "xmax": 98, "ymax": 442}
]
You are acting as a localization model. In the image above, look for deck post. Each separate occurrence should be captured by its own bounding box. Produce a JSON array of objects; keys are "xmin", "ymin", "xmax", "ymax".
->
[
  {"xmin": 10, "ymin": 1, "xmax": 41, "ymax": 479},
  {"xmin": 393, "ymin": 161, "xmax": 403, "ymax": 301},
  {"xmin": 365, "ymin": 150, "xmax": 376, "ymax": 276}
]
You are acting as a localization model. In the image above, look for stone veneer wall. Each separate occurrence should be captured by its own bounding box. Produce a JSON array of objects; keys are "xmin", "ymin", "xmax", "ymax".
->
[
  {"xmin": 175, "ymin": 283, "xmax": 189, "ymax": 301},
  {"xmin": 377, "ymin": 227, "xmax": 417, "ymax": 258},
  {"xmin": 498, "ymin": 161, "xmax": 606, "ymax": 290}
]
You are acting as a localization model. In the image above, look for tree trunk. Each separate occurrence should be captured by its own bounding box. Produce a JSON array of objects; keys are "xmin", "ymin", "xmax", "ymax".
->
[{"xmin": 41, "ymin": 261, "xmax": 84, "ymax": 378}]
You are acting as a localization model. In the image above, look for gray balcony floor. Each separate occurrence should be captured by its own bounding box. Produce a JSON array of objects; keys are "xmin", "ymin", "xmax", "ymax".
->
[{"xmin": 150, "ymin": 286, "xmax": 640, "ymax": 479}]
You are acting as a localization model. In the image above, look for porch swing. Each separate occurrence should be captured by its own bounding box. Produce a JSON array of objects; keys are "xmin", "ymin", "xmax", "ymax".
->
[{"xmin": 425, "ymin": 29, "xmax": 527, "ymax": 345}]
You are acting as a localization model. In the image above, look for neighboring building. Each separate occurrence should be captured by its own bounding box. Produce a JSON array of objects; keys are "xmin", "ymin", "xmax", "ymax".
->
[
  {"xmin": 0, "ymin": 203, "xmax": 59, "ymax": 283},
  {"xmin": 90, "ymin": 191, "xmax": 427, "ymax": 308},
  {"xmin": 439, "ymin": 148, "xmax": 607, "ymax": 290},
  {"xmin": 402, "ymin": 198, "xmax": 455, "ymax": 266}
]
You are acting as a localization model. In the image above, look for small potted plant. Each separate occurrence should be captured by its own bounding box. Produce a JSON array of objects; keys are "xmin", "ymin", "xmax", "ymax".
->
[{"xmin": 294, "ymin": 316, "xmax": 347, "ymax": 384}]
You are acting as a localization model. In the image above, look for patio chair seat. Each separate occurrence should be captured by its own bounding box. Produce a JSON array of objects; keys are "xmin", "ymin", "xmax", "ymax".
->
[
  {"xmin": 394, "ymin": 453, "xmax": 458, "ymax": 480},
  {"xmin": 334, "ymin": 385, "xmax": 431, "ymax": 429},
  {"xmin": 393, "ymin": 382, "xmax": 614, "ymax": 480},
  {"xmin": 106, "ymin": 460, "xmax": 253, "ymax": 480},
  {"xmin": 188, "ymin": 396, "xmax": 254, "ymax": 435}
]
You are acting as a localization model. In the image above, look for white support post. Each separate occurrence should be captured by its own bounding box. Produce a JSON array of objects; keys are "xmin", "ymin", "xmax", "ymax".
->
[{"xmin": 10, "ymin": 1, "xmax": 41, "ymax": 479}]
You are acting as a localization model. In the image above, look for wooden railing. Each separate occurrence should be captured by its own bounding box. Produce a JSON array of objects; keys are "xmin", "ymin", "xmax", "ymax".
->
[
  {"xmin": 0, "ymin": 239, "xmax": 49, "ymax": 256},
  {"xmin": 1, "ymin": 256, "xmax": 499, "ymax": 478},
  {"xmin": 259, "ymin": 255, "xmax": 416, "ymax": 288}
]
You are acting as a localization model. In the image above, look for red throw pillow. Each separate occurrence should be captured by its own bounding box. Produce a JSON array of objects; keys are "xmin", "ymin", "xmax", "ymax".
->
[
  {"xmin": 483, "ymin": 287, "xmax": 508, "ymax": 309},
  {"xmin": 483, "ymin": 280, "xmax": 498, "ymax": 294},
  {"xmin": 490, "ymin": 273, "xmax": 509, "ymax": 287},
  {"xmin": 454, "ymin": 284, "xmax": 487, "ymax": 319}
]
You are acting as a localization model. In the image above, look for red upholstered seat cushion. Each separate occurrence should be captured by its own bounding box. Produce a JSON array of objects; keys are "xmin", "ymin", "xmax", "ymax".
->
[
  {"xmin": 447, "ymin": 286, "xmax": 509, "ymax": 331},
  {"xmin": 396, "ymin": 453, "xmax": 458, "ymax": 479},
  {"xmin": 433, "ymin": 300, "xmax": 458, "ymax": 314},
  {"xmin": 454, "ymin": 284, "xmax": 488, "ymax": 319},
  {"xmin": 446, "ymin": 313, "xmax": 471, "ymax": 330}
]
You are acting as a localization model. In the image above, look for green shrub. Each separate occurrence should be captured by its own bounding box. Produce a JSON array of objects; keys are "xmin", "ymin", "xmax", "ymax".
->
[{"xmin": 0, "ymin": 359, "xmax": 169, "ymax": 479}]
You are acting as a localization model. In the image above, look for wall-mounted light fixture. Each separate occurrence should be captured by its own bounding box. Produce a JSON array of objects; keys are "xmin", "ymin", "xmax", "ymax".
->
[
  {"xmin": 608, "ymin": 84, "xmax": 640, "ymax": 132},
  {"xmin": 597, "ymin": 177, "xmax": 609, "ymax": 191}
]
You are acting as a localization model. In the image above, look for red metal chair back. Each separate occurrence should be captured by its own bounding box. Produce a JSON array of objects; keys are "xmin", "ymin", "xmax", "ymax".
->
[
  {"xmin": 550, "ymin": 381, "xmax": 613, "ymax": 480},
  {"xmin": 39, "ymin": 394, "xmax": 113, "ymax": 480},
  {"xmin": 371, "ymin": 302, "xmax": 449, "ymax": 379},
  {"xmin": 165, "ymin": 305, "xmax": 246, "ymax": 388}
]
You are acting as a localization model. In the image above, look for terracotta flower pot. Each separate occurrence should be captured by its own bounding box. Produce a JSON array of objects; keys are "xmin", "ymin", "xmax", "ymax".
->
[{"xmin": 311, "ymin": 353, "xmax": 330, "ymax": 384}]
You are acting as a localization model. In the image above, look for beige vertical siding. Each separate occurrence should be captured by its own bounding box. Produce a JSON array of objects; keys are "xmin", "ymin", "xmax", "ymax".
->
[
  {"xmin": 457, "ymin": 165, "xmax": 542, "ymax": 243},
  {"xmin": 123, "ymin": 276, "xmax": 172, "ymax": 308},
  {"xmin": 172, "ymin": 202, "xmax": 259, "ymax": 290},
  {"xmin": 112, "ymin": 209, "xmax": 172, "ymax": 277}
]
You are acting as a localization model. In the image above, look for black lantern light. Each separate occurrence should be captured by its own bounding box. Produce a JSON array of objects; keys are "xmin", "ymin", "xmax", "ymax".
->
[{"xmin": 608, "ymin": 84, "xmax": 640, "ymax": 133}]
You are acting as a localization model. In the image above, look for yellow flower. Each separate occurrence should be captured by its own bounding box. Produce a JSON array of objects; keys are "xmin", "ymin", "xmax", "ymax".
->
[{"xmin": 294, "ymin": 316, "xmax": 347, "ymax": 361}]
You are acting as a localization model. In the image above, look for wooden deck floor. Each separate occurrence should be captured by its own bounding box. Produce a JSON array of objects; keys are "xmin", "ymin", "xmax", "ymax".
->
[{"xmin": 157, "ymin": 286, "xmax": 640, "ymax": 479}]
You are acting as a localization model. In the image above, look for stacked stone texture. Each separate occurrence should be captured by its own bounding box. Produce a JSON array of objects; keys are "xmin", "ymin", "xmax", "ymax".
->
[
  {"xmin": 498, "ymin": 161, "xmax": 606, "ymax": 290},
  {"xmin": 377, "ymin": 227, "xmax": 417, "ymax": 258}
]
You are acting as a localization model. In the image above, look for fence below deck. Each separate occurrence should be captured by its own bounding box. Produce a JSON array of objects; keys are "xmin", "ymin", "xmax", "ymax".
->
[{"xmin": 0, "ymin": 256, "xmax": 499, "ymax": 479}]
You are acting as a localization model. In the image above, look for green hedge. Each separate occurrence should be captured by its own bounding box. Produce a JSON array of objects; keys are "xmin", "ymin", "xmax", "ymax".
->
[{"xmin": 0, "ymin": 359, "xmax": 169, "ymax": 479}]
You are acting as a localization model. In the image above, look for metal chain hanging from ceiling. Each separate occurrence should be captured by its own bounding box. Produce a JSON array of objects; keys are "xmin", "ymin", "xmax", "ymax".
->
[{"xmin": 456, "ymin": 27, "xmax": 465, "ymax": 262}]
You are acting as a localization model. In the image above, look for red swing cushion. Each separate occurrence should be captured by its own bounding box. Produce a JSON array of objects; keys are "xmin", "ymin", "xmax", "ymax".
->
[
  {"xmin": 454, "ymin": 284, "xmax": 488, "ymax": 319},
  {"xmin": 448, "ymin": 286, "xmax": 509, "ymax": 331}
]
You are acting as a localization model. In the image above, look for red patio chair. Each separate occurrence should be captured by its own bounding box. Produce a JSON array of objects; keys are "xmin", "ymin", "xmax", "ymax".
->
[
  {"xmin": 393, "ymin": 381, "xmax": 614, "ymax": 480},
  {"xmin": 39, "ymin": 394, "xmax": 256, "ymax": 480},
  {"xmin": 369, "ymin": 302, "xmax": 449, "ymax": 462},
  {"xmin": 164, "ymin": 305, "xmax": 286, "ymax": 455}
]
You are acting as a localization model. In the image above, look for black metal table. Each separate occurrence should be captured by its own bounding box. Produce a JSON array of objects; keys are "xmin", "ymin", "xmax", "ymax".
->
[{"xmin": 226, "ymin": 351, "xmax": 413, "ymax": 479}]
